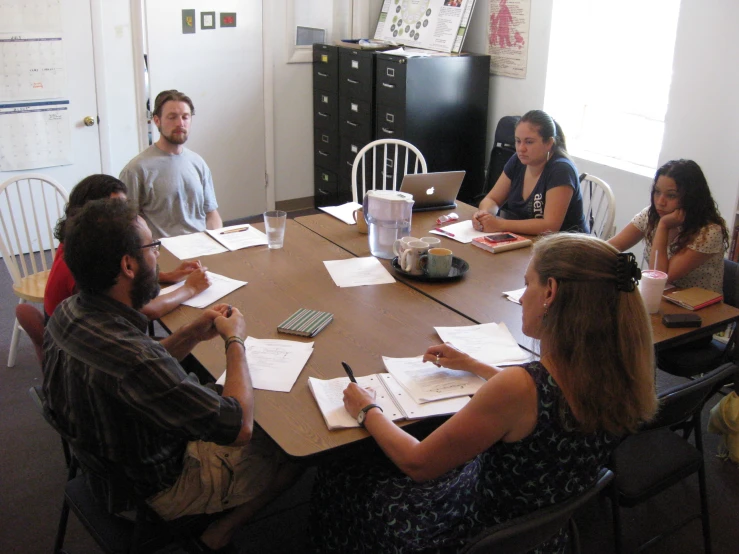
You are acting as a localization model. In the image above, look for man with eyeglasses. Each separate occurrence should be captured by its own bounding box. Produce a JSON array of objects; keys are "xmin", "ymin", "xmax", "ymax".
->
[
  {"xmin": 42, "ymin": 199, "xmax": 299, "ymax": 552},
  {"xmin": 120, "ymin": 89, "xmax": 223, "ymax": 239}
]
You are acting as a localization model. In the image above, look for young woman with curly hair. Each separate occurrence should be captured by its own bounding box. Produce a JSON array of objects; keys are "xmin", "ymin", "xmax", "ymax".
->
[{"xmin": 609, "ymin": 159, "xmax": 729, "ymax": 293}]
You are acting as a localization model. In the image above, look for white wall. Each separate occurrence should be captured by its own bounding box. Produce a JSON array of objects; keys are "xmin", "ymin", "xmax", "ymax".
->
[{"xmin": 465, "ymin": 0, "xmax": 739, "ymax": 254}]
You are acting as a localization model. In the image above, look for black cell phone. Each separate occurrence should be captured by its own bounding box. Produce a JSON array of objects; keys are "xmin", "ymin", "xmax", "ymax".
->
[
  {"xmin": 484, "ymin": 233, "xmax": 517, "ymax": 243},
  {"xmin": 662, "ymin": 314, "xmax": 702, "ymax": 328}
]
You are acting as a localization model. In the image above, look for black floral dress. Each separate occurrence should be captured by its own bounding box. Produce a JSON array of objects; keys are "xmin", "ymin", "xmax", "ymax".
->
[{"xmin": 310, "ymin": 362, "xmax": 618, "ymax": 553}]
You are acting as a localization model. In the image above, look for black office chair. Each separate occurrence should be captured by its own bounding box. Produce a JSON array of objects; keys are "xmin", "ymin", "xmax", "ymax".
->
[
  {"xmin": 28, "ymin": 386, "xmax": 216, "ymax": 554},
  {"xmin": 608, "ymin": 362, "xmax": 738, "ymax": 554},
  {"xmin": 657, "ymin": 259, "xmax": 739, "ymax": 378},
  {"xmin": 460, "ymin": 467, "xmax": 614, "ymax": 554},
  {"xmin": 472, "ymin": 115, "xmax": 519, "ymax": 206}
]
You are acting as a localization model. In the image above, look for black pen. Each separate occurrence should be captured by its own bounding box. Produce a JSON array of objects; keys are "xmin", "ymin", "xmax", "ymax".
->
[
  {"xmin": 226, "ymin": 305, "xmax": 232, "ymax": 318},
  {"xmin": 341, "ymin": 361, "xmax": 357, "ymax": 383}
]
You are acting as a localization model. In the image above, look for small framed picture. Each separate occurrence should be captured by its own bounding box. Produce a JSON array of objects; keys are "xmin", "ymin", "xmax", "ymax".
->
[
  {"xmin": 220, "ymin": 12, "xmax": 237, "ymax": 28},
  {"xmin": 201, "ymin": 12, "xmax": 216, "ymax": 30}
]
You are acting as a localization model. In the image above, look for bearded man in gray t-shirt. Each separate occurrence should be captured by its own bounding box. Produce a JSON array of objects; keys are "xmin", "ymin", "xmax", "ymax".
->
[{"xmin": 120, "ymin": 90, "xmax": 223, "ymax": 239}]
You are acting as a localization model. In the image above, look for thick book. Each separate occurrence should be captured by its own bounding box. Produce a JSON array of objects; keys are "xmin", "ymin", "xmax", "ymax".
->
[
  {"xmin": 308, "ymin": 374, "xmax": 470, "ymax": 430},
  {"xmin": 471, "ymin": 232, "xmax": 533, "ymax": 254},
  {"xmin": 662, "ymin": 287, "xmax": 723, "ymax": 311},
  {"xmin": 277, "ymin": 308, "xmax": 333, "ymax": 337}
]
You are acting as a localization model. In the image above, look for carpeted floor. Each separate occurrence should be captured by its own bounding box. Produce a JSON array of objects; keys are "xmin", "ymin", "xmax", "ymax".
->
[{"xmin": 1, "ymin": 209, "xmax": 738, "ymax": 553}]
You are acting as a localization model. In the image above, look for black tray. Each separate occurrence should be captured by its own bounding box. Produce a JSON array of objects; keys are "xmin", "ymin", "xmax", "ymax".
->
[{"xmin": 391, "ymin": 256, "xmax": 469, "ymax": 282}]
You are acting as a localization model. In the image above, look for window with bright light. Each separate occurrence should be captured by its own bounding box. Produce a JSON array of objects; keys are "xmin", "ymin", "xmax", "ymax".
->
[{"xmin": 544, "ymin": 0, "xmax": 681, "ymax": 174}]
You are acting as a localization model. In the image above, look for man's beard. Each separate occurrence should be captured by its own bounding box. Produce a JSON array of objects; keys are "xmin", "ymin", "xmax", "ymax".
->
[
  {"xmin": 158, "ymin": 126, "xmax": 188, "ymax": 145},
  {"xmin": 130, "ymin": 261, "xmax": 160, "ymax": 310}
]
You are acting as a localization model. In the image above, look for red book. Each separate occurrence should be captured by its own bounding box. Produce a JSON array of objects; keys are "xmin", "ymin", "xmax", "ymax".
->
[{"xmin": 471, "ymin": 232, "xmax": 533, "ymax": 254}]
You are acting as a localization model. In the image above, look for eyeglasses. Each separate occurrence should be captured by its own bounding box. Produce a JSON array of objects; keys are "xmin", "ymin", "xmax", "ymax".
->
[{"xmin": 137, "ymin": 240, "xmax": 161, "ymax": 253}]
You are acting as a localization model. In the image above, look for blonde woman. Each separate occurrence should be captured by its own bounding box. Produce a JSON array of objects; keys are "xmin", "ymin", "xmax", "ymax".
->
[{"xmin": 311, "ymin": 234, "xmax": 657, "ymax": 553}]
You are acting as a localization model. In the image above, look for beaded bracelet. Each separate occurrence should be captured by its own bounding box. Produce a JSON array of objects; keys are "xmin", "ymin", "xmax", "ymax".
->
[{"xmin": 224, "ymin": 336, "xmax": 245, "ymax": 353}]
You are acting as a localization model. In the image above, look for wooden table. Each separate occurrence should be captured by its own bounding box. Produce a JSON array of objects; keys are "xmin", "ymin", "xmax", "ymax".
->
[
  {"xmin": 295, "ymin": 203, "xmax": 537, "ymax": 350},
  {"xmin": 295, "ymin": 202, "xmax": 739, "ymax": 353},
  {"xmin": 158, "ymin": 220, "xmax": 474, "ymax": 459}
]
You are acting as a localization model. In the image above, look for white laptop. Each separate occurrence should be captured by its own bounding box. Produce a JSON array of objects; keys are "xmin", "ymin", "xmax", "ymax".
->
[{"xmin": 399, "ymin": 171, "xmax": 466, "ymax": 212}]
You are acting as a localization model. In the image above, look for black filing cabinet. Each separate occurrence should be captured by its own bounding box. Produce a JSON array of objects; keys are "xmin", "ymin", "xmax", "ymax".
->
[{"xmin": 313, "ymin": 44, "xmax": 489, "ymax": 207}]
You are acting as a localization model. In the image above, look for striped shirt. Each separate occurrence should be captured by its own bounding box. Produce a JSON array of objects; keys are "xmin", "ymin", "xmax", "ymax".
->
[{"xmin": 42, "ymin": 292, "xmax": 242, "ymax": 497}]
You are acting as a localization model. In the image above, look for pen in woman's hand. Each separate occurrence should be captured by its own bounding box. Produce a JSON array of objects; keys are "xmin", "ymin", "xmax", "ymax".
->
[{"xmin": 341, "ymin": 361, "xmax": 357, "ymax": 383}]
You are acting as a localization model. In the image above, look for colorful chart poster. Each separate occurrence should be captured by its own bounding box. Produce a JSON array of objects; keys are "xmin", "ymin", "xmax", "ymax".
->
[
  {"xmin": 487, "ymin": 0, "xmax": 530, "ymax": 78},
  {"xmin": 0, "ymin": 100, "xmax": 72, "ymax": 171},
  {"xmin": 373, "ymin": 0, "xmax": 477, "ymax": 54}
]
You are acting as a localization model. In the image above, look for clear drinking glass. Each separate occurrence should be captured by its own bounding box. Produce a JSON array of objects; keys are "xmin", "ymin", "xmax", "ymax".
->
[{"xmin": 263, "ymin": 210, "xmax": 287, "ymax": 249}]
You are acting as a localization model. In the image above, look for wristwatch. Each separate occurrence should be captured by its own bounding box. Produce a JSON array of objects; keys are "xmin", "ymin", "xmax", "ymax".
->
[{"xmin": 357, "ymin": 403, "xmax": 383, "ymax": 427}]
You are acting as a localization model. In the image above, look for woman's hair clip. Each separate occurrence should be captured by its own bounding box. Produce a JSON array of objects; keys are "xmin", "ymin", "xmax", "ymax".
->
[{"xmin": 615, "ymin": 252, "xmax": 641, "ymax": 292}]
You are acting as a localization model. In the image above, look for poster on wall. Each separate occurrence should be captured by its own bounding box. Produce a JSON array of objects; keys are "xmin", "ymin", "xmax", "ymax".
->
[
  {"xmin": 487, "ymin": 0, "xmax": 530, "ymax": 78},
  {"xmin": 373, "ymin": 0, "xmax": 477, "ymax": 54},
  {"xmin": 0, "ymin": 100, "xmax": 73, "ymax": 171},
  {"xmin": 0, "ymin": 34, "xmax": 67, "ymax": 101}
]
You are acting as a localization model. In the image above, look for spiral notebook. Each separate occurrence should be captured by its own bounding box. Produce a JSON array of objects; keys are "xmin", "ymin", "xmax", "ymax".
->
[{"xmin": 277, "ymin": 308, "xmax": 333, "ymax": 337}]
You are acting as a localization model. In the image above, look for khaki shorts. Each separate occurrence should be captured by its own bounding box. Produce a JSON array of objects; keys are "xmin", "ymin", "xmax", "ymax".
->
[{"xmin": 147, "ymin": 427, "xmax": 289, "ymax": 520}]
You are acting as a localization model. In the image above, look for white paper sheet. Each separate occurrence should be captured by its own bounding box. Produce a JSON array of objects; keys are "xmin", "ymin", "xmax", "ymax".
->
[
  {"xmin": 434, "ymin": 322, "xmax": 529, "ymax": 366},
  {"xmin": 382, "ymin": 355, "xmax": 485, "ymax": 403},
  {"xmin": 319, "ymin": 202, "xmax": 362, "ymax": 225},
  {"xmin": 323, "ymin": 257, "xmax": 396, "ymax": 287},
  {"xmin": 428, "ymin": 220, "xmax": 489, "ymax": 244},
  {"xmin": 158, "ymin": 271, "xmax": 246, "ymax": 308},
  {"xmin": 378, "ymin": 373, "xmax": 470, "ymax": 418},
  {"xmin": 503, "ymin": 287, "xmax": 526, "ymax": 304},
  {"xmin": 217, "ymin": 338, "xmax": 313, "ymax": 393},
  {"xmin": 160, "ymin": 232, "xmax": 228, "ymax": 259},
  {"xmin": 205, "ymin": 224, "xmax": 268, "ymax": 251}
]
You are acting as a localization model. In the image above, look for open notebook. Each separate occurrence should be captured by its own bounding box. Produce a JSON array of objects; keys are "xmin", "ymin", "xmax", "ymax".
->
[{"xmin": 308, "ymin": 374, "xmax": 470, "ymax": 430}]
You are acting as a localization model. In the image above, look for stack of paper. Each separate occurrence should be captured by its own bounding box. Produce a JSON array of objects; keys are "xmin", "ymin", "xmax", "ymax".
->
[
  {"xmin": 382, "ymin": 355, "xmax": 485, "ymax": 403},
  {"xmin": 216, "ymin": 337, "xmax": 313, "ymax": 393},
  {"xmin": 434, "ymin": 322, "xmax": 530, "ymax": 366},
  {"xmin": 502, "ymin": 287, "xmax": 526, "ymax": 305},
  {"xmin": 160, "ymin": 225, "xmax": 268, "ymax": 259},
  {"xmin": 428, "ymin": 220, "xmax": 489, "ymax": 244}
]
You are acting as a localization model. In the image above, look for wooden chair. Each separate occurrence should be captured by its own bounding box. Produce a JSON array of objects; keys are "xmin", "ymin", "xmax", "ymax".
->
[
  {"xmin": 351, "ymin": 139, "xmax": 427, "ymax": 203},
  {"xmin": 0, "ymin": 174, "xmax": 68, "ymax": 367},
  {"xmin": 609, "ymin": 362, "xmax": 738, "ymax": 553},
  {"xmin": 461, "ymin": 468, "xmax": 614, "ymax": 553},
  {"xmin": 579, "ymin": 173, "xmax": 616, "ymax": 240}
]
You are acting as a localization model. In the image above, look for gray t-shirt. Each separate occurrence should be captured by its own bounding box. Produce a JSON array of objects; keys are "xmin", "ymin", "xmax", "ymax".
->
[{"xmin": 119, "ymin": 145, "xmax": 218, "ymax": 239}]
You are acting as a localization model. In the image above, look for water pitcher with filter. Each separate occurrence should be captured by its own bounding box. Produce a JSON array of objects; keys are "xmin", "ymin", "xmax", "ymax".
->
[{"xmin": 363, "ymin": 190, "xmax": 414, "ymax": 259}]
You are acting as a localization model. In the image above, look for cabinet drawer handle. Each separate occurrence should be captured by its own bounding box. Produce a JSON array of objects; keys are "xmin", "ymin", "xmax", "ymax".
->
[
  {"xmin": 381, "ymin": 127, "xmax": 394, "ymax": 135},
  {"xmin": 318, "ymin": 150, "xmax": 329, "ymax": 157},
  {"xmin": 317, "ymin": 112, "xmax": 329, "ymax": 118},
  {"xmin": 382, "ymin": 83, "xmax": 395, "ymax": 89},
  {"xmin": 317, "ymin": 188, "xmax": 331, "ymax": 196},
  {"xmin": 346, "ymin": 78, "xmax": 359, "ymax": 84},
  {"xmin": 347, "ymin": 161, "xmax": 354, "ymax": 167},
  {"xmin": 317, "ymin": 72, "xmax": 328, "ymax": 77},
  {"xmin": 346, "ymin": 120, "xmax": 358, "ymax": 127}
]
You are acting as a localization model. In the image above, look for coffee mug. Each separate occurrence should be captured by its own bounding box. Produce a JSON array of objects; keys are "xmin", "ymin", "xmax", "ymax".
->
[
  {"xmin": 399, "ymin": 241, "xmax": 429, "ymax": 275},
  {"xmin": 393, "ymin": 236, "xmax": 419, "ymax": 257},
  {"xmin": 420, "ymin": 248, "xmax": 454, "ymax": 278},
  {"xmin": 353, "ymin": 208, "xmax": 368, "ymax": 234},
  {"xmin": 420, "ymin": 236, "xmax": 441, "ymax": 248}
]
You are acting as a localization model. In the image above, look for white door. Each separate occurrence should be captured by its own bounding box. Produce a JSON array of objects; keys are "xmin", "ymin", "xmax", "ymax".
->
[
  {"xmin": 144, "ymin": 0, "xmax": 267, "ymax": 221},
  {"xmin": 0, "ymin": 0, "xmax": 102, "ymax": 192}
]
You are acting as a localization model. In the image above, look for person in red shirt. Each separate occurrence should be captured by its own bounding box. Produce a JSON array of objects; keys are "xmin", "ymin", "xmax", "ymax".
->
[{"xmin": 44, "ymin": 174, "xmax": 211, "ymax": 319}]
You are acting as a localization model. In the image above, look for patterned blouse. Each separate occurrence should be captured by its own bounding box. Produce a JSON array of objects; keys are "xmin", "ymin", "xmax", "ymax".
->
[{"xmin": 631, "ymin": 206, "xmax": 726, "ymax": 292}]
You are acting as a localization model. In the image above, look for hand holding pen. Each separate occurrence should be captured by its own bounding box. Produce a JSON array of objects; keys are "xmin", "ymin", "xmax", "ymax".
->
[{"xmin": 341, "ymin": 361, "xmax": 377, "ymax": 418}]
